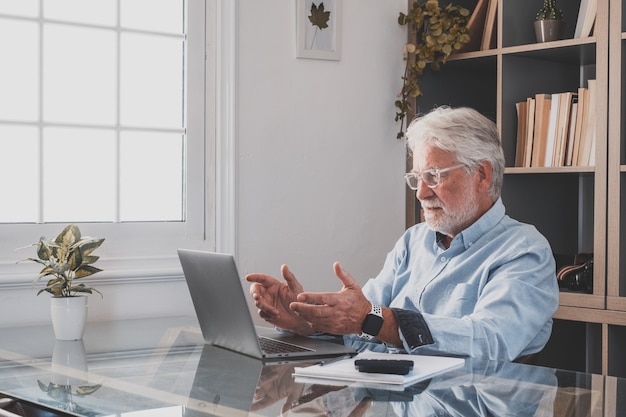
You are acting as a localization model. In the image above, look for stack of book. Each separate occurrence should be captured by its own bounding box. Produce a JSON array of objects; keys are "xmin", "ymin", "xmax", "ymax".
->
[{"xmin": 514, "ymin": 80, "xmax": 596, "ymax": 168}]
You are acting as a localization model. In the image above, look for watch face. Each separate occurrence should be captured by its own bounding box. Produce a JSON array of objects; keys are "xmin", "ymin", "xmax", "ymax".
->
[{"xmin": 362, "ymin": 314, "xmax": 384, "ymax": 336}]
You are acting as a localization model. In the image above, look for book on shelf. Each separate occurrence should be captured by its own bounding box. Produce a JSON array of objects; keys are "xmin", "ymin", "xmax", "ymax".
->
[
  {"xmin": 564, "ymin": 96, "xmax": 579, "ymax": 166},
  {"xmin": 480, "ymin": 0, "xmax": 497, "ymax": 50},
  {"xmin": 574, "ymin": 0, "xmax": 597, "ymax": 38},
  {"xmin": 578, "ymin": 80, "xmax": 596, "ymax": 166},
  {"xmin": 515, "ymin": 100, "xmax": 528, "ymax": 167},
  {"xmin": 543, "ymin": 93, "xmax": 560, "ymax": 167},
  {"xmin": 524, "ymin": 97, "xmax": 536, "ymax": 168},
  {"xmin": 463, "ymin": 0, "xmax": 489, "ymax": 52},
  {"xmin": 553, "ymin": 92, "xmax": 576, "ymax": 167},
  {"xmin": 571, "ymin": 87, "xmax": 586, "ymax": 165},
  {"xmin": 514, "ymin": 88, "xmax": 594, "ymax": 168},
  {"xmin": 588, "ymin": 130, "xmax": 596, "ymax": 166},
  {"xmin": 530, "ymin": 93, "xmax": 552, "ymax": 167}
]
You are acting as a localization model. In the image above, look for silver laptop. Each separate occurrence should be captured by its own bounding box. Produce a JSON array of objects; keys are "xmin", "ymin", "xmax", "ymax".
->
[
  {"xmin": 185, "ymin": 344, "xmax": 265, "ymax": 416},
  {"xmin": 178, "ymin": 249, "xmax": 356, "ymax": 361}
]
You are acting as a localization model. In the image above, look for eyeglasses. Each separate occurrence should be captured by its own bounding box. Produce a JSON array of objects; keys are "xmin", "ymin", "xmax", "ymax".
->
[{"xmin": 404, "ymin": 163, "xmax": 466, "ymax": 190}]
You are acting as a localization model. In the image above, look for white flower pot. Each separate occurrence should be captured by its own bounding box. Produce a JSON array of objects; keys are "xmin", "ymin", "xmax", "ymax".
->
[
  {"xmin": 52, "ymin": 340, "xmax": 88, "ymax": 386},
  {"xmin": 50, "ymin": 296, "xmax": 88, "ymax": 340}
]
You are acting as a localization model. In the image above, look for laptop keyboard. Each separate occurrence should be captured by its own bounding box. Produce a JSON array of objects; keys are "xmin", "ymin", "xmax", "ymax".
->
[{"xmin": 259, "ymin": 336, "xmax": 314, "ymax": 354}]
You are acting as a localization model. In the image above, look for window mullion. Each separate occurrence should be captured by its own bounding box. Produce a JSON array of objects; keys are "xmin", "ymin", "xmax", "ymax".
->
[
  {"xmin": 115, "ymin": 0, "xmax": 121, "ymax": 223},
  {"xmin": 37, "ymin": 0, "xmax": 44, "ymax": 223}
]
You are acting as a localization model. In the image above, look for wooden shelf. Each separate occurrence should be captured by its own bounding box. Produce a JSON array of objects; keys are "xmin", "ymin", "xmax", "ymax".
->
[
  {"xmin": 505, "ymin": 166, "xmax": 596, "ymax": 174},
  {"xmin": 406, "ymin": 0, "xmax": 626, "ymax": 376}
]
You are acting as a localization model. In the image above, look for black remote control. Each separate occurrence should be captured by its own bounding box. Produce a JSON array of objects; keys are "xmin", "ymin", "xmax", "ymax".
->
[{"xmin": 354, "ymin": 359, "xmax": 414, "ymax": 375}]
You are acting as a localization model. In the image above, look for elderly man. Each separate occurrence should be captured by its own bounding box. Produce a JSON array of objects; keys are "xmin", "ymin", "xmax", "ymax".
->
[{"xmin": 247, "ymin": 106, "xmax": 559, "ymax": 361}]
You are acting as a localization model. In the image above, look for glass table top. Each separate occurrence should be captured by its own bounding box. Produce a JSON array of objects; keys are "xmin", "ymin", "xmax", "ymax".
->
[{"xmin": 0, "ymin": 317, "xmax": 618, "ymax": 416}]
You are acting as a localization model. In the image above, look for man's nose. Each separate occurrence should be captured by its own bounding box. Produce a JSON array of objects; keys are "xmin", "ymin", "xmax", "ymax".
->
[{"xmin": 415, "ymin": 179, "xmax": 434, "ymax": 200}]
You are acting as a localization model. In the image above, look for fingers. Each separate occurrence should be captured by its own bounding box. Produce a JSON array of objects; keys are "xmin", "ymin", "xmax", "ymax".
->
[
  {"xmin": 333, "ymin": 261, "xmax": 359, "ymax": 289},
  {"xmin": 295, "ymin": 262, "xmax": 358, "ymax": 305},
  {"xmin": 247, "ymin": 278, "xmax": 280, "ymax": 318},
  {"xmin": 281, "ymin": 264, "xmax": 304, "ymax": 293},
  {"xmin": 247, "ymin": 263, "xmax": 365, "ymax": 335},
  {"xmin": 289, "ymin": 262, "xmax": 370, "ymax": 335},
  {"xmin": 245, "ymin": 272, "xmax": 276, "ymax": 286},
  {"xmin": 294, "ymin": 291, "xmax": 334, "ymax": 306},
  {"xmin": 256, "ymin": 301, "xmax": 279, "ymax": 320}
]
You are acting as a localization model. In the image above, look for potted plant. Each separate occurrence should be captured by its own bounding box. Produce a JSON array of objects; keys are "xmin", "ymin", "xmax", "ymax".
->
[
  {"xmin": 19, "ymin": 224, "xmax": 104, "ymax": 340},
  {"xmin": 395, "ymin": 0, "xmax": 471, "ymax": 139},
  {"xmin": 534, "ymin": 0, "xmax": 564, "ymax": 43},
  {"xmin": 37, "ymin": 378, "xmax": 102, "ymax": 415},
  {"xmin": 38, "ymin": 339, "xmax": 102, "ymax": 414}
]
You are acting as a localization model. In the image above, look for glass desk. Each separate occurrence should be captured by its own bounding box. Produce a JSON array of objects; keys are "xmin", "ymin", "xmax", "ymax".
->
[{"xmin": 0, "ymin": 317, "xmax": 619, "ymax": 416}]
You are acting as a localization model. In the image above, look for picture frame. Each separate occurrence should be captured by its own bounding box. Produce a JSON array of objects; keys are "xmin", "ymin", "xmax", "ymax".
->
[{"xmin": 296, "ymin": 0, "xmax": 342, "ymax": 60}]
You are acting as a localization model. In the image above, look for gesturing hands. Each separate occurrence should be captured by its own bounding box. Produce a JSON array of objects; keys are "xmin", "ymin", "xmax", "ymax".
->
[
  {"xmin": 246, "ymin": 264, "xmax": 315, "ymax": 335},
  {"xmin": 246, "ymin": 262, "xmax": 371, "ymax": 336},
  {"xmin": 291, "ymin": 262, "xmax": 371, "ymax": 335}
]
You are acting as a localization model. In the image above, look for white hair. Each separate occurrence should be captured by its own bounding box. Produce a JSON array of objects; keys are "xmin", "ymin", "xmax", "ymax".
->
[{"xmin": 405, "ymin": 106, "xmax": 505, "ymax": 200}]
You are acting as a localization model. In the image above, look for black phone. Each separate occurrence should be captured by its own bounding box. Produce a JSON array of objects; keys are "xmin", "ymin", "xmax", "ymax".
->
[{"xmin": 354, "ymin": 359, "xmax": 414, "ymax": 375}]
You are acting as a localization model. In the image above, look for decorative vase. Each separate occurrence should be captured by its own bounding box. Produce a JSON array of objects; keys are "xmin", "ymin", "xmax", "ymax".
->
[
  {"xmin": 534, "ymin": 19, "xmax": 564, "ymax": 43},
  {"xmin": 51, "ymin": 340, "xmax": 88, "ymax": 386},
  {"xmin": 50, "ymin": 296, "xmax": 88, "ymax": 340}
]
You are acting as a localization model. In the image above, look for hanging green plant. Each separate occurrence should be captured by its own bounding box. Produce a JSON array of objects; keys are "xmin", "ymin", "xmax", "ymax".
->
[{"xmin": 395, "ymin": 0, "xmax": 471, "ymax": 139}]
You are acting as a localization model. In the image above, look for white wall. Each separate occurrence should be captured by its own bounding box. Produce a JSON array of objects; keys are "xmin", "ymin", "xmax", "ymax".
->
[
  {"xmin": 0, "ymin": 0, "xmax": 408, "ymax": 327},
  {"xmin": 236, "ymin": 0, "xmax": 407, "ymax": 298}
]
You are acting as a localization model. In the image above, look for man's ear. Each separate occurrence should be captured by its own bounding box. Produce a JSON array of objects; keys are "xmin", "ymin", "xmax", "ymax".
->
[{"xmin": 476, "ymin": 161, "xmax": 493, "ymax": 193}]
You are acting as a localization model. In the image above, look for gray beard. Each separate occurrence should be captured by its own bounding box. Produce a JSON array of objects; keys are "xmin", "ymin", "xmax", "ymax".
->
[{"xmin": 421, "ymin": 190, "xmax": 480, "ymax": 236}]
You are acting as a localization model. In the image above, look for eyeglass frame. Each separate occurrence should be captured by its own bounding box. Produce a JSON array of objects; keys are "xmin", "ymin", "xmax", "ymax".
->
[{"xmin": 404, "ymin": 163, "xmax": 467, "ymax": 190}]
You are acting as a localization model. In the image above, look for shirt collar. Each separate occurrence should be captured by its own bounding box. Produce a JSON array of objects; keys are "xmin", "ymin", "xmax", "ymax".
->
[
  {"xmin": 434, "ymin": 198, "xmax": 505, "ymax": 251},
  {"xmin": 456, "ymin": 197, "xmax": 505, "ymax": 250}
]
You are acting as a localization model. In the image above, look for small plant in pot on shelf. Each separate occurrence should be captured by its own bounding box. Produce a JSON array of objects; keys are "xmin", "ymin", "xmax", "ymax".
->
[
  {"xmin": 19, "ymin": 224, "xmax": 105, "ymax": 340},
  {"xmin": 395, "ymin": 0, "xmax": 471, "ymax": 139},
  {"xmin": 534, "ymin": 0, "xmax": 564, "ymax": 43}
]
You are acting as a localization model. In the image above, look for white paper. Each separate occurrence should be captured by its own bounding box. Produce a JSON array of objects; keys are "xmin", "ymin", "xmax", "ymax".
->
[{"xmin": 293, "ymin": 351, "xmax": 464, "ymax": 387}]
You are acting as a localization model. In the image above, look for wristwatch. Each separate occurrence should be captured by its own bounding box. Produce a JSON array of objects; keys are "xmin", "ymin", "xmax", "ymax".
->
[{"xmin": 360, "ymin": 303, "xmax": 384, "ymax": 340}]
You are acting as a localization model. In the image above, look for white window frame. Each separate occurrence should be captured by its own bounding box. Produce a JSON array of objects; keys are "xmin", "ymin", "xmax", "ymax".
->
[{"xmin": 0, "ymin": 0, "xmax": 237, "ymax": 288}]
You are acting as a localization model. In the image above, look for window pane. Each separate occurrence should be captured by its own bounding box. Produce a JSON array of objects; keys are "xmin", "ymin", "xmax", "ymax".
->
[
  {"xmin": 0, "ymin": 126, "xmax": 39, "ymax": 222},
  {"xmin": 0, "ymin": 0, "xmax": 38, "ymax": 16},
  {"xmin": 43, "ymin": 24, "xmax": 116, "ymax": 125},
  {"xmin": 120, "ymin": 33, "xmax": 183, "ymax": 128},
  {"xmin": 121, "ymin": 0, "xmax": 183, "ymax": 33},
  {"xmin": 44, "ymin": 0, "xmax": 116, "ymax": 26},
  {"xmin": 42, "ymin": 127, "xmax": 116, "ymax": 222},
  {"xmin": 0, "ymin": 0, "xmax": 212, "ymax": 284},
  {"xmin": 0, "ymin": 19, "xmax": 38, "ymax": 121},
  {"xmin": 120, "ymin": 132, "xmax": 183, "ymax": 221}
]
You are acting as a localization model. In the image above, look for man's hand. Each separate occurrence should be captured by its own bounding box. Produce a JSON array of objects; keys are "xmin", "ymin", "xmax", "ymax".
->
[
  {"xmin": 289, "ymin": 262, "xmax": 371, "ymax": 335},
  {"xmin": 251, "ymin": 363, "xmax": 299, "ymax": 411},
  {"xmin": 246, "ymin": 265, "xmax": 315, "ymax": 335}
]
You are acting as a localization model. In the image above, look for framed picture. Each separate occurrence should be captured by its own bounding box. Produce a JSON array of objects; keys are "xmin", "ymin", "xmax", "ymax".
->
[{"xmin": 296, "ymin": 0, "xmax": 342, "ymax": 60}]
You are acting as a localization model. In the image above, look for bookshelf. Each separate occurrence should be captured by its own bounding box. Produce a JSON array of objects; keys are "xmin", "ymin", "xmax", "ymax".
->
[
  {"xmin": 606, "ymin": 0, "xmax": 626, "ymax": 377},
  {"xmin": 404, "ymin": 0, "xmax": 626, "ymax": 376}
]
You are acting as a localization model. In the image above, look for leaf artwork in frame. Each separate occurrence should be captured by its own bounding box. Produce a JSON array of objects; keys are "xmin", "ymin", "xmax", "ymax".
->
[{"xmin": 297, "ymin": 0, "xmax": 342, "ymax": 60}]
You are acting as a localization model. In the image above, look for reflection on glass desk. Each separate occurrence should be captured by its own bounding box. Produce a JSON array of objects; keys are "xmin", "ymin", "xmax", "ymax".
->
[{"xmin": 0, "ymin": 317, "xmax": 618, "ymax": 416}]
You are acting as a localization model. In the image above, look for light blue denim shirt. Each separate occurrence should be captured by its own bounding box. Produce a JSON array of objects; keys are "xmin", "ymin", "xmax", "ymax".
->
[{"xmin": 345, "ymin": 198, "xmax": 559, "ymax": 361}]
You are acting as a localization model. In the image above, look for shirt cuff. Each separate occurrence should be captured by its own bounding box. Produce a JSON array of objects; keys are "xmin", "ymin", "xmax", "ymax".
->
[{"xmin": 391, "ymin": 308, "xmax": 434, "ymax": 350}]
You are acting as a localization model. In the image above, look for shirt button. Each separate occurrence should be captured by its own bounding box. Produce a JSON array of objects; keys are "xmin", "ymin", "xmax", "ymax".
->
[{"xmin": 440, "ymin": 256, "xmax": 446, "ymax": 262}]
